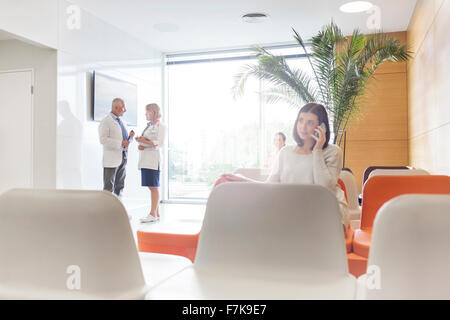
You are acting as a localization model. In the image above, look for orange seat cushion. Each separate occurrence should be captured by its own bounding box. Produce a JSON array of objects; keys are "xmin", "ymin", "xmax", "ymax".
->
[
  {"xmin": 347, "ymin": 253, "xmax": 368, "ymax": 278},
  {"xmin": 353, "ymin": 228, "xmax": 372, "ymax": 258},
  {"xmin": 139, "ymin": 228, "xmax": 355, "ymax": 261},
  {"xmin": 345, "ymin": 226, "xmax": 354, "ymax": 253},
  {"xmin": 360, "ymin": 175, "xmax": 450, "ymax": 230},
  {"xmin": 354, "ymin": 175, "xmax": 450, "ymax": 260},
  {"xmin": 137, "ymin": 231, "xmax": 200, "ymax": 262}
]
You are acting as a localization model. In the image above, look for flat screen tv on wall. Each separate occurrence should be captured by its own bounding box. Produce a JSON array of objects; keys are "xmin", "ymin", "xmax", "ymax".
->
[{"xmin": 93, "ymin": 71, "xmax": 138, "ymax": 126}]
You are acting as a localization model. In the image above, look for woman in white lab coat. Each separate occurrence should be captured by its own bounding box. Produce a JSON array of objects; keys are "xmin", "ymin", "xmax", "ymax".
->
[{"xmin": 135, "ymin": 103, "xmax": 166, "ymax": 223}]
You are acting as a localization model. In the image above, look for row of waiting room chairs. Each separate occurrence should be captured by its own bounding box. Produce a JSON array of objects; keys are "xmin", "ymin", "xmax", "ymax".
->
[
  {"xmin": 137, "ymin": 167, "xmax": 445, "ymax": 266},
  {"xmin": 137, "ymin": 166, "xmax": 450, "ymax": 298},
  {"xmin": 334, "ymin": 166, "xmax": 441, "ymax": 277},
  {"xmin": 357, "ymin": 166, "xmax": 426, "ymax": 205},
  {"xmin": 346, "ymin": 174, "xmax": 448, "ymax": 276},
  {"xmin": 0, "ymin": 185, "xmax": 354, "ymax": 299},
  {"xmin": 232, "ymin": 166, "xmax": 428, "ymax": 226},
  {"xmin": 0, "ymin": 169, "xmax": 449, "ymax": 299}
]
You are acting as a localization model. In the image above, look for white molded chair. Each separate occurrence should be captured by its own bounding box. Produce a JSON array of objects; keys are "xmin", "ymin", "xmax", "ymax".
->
[
  {"xmin": 368, "ymin": 168, "xmax": 429, "ymax": 179},
  {"xmin": 233, "ymin": 168, "xmax": 270, "ymax": 182},
  {"xmin": 357, "ymin": 194, "xmax": 450, "ymax": 299},
  {"xmin": 147, "ymin": 183, "xmax": 356, "ymax": 299},
  {"xmin": 0, "ymin": 189, "xmax": 191, "ymax": 299},
  {"xmin": 339, "ymin": 170, "xmax": 361, "ymax": 221}
]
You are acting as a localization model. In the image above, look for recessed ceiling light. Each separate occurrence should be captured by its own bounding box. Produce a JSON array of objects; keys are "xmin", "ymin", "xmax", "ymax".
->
[
  {"xmin": 339, "ymin": 1, "xmax": 373, "ymax": 13},
  {"xmin": 242, "ymin": 13, "xmax": 269, "ymax": 23},
  {"xmin": 153, "ymin": 23, "xmax": 180, "ymax": 32}
]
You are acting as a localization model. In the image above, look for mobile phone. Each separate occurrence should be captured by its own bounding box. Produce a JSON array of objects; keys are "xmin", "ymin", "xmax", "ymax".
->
[{"xmin": 314, "ymin": 123, "xmax": 327, "ymax": 138}]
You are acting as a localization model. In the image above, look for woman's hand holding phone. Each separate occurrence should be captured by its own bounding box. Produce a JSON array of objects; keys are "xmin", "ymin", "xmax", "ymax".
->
[{"xmin": 312, "ymin": 123, "xmax": 326, "ymax": 150}]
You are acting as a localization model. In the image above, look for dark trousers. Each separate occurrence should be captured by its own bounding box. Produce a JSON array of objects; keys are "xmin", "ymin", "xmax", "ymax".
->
[{"xmin": 103, "ymin": 151, "xmax": 127, "ymax": 197}]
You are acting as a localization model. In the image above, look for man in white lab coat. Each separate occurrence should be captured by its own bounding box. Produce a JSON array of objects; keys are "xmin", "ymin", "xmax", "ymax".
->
[{"xmin": 98, "ymin": 98, "xmax": 135, "ymax": 198}]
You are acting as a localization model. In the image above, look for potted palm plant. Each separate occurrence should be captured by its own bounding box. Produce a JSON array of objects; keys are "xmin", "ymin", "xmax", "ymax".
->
[{"xmin": 233, "ymin": 22, "xmax": 411, "ymax": 146}]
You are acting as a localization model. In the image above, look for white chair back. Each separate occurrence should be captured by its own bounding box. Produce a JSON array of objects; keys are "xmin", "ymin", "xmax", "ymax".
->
[
  {"xmin": 0, "ymin": 189, "xmax": 147, "ymax": 299},
  {"xmin": 339, "ymin": 170, "xmax": 360, "ymax": 211},
  {"xmin": 195, "ymin": 183, "xmax": 349, "ymax": 278},
  {"xmin": 368, "ymin": 168, "xmax": 429, "ymax": 179},
  {"xmin": 357, "ymin": 194, "xmax": 450, "ymax": 299}
]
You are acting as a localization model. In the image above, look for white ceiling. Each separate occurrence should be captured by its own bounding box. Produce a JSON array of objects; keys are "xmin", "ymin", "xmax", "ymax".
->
[{"xmin": 71, "ymin": 0, "xmax": 417, "ymax": 53}]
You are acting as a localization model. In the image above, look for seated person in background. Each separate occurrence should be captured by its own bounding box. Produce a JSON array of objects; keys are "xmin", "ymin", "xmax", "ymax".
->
[
  {"xmin": 221, "ymin": 103, "xmax": 350, "ymax": 229},
  {"xmin": 264, "ymin": 132, "xmax": 287, "ymax": 169}
]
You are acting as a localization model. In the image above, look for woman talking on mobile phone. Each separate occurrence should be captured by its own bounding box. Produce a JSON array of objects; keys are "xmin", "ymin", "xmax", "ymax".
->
[{"xmin": 221, "ymin": 103, "xmax": 349, "ymax": 229}]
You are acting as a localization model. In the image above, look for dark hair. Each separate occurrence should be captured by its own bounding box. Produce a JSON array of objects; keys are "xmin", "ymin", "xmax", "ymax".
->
[
  {"xmin": 293, "ymin": 103, "xmax": 330, "ymax": 150},
  {"xmin": 276, "ymin": 132, "xmax": 286, "ymax": 142}
]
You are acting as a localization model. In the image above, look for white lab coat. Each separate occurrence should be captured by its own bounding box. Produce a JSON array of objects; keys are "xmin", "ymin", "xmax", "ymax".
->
[
  {"xmin": 98, "ymin": 114, "xmax": 129, "ymax": 168},
  {"xmin": 138, "ymin": 122, "xmax": 166, "ymax": 170}
]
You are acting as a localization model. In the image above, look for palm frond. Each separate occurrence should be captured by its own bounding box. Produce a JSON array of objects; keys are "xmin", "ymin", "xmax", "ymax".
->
[
  {"xmin": 232, "ymin": 46, "xmax": 318, "ymax": 104},
  {"xmin": 232, "ymin": 63, "xmax": 261, "ymax": 99},
  {"xmin": 232, "ymin": 23, "xmax": 412, "ymax": 145},
  {"xmin": 310, "ymin": 22, "xmax": 347, "ymax": 115},
  {"xmin": 261, "ymin": 86, "xmax": 304, "ymax": 108},
  {"xmin": 292, "ymin": 28, "xmax": 327, "ymax": 104},
  {"xmin": 357, "ymin": 31, "xmax": 412, "ymax": 75}
]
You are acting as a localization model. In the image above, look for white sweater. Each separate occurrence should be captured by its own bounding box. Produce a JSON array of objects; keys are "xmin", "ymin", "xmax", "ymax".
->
[{"xmin": 266, "ymin": 144, "xmax": 349, "ymax": 227}]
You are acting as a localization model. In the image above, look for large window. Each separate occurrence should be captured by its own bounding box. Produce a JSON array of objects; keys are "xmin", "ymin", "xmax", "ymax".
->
[{"xmin": 166, "ymin": 46, "xmax": 314, "ymax": 200}]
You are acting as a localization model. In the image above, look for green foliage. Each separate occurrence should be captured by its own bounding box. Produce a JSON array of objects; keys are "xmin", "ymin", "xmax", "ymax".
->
[
  {"xmin": 200, "ymin": 163, "xmax": 235, "ymax": 186},
  {"xmin": 233, "ymin": 22, "xmax": 412, "ymax": 145}
]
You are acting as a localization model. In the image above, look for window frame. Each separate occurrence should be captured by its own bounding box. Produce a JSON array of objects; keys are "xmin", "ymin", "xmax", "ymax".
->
[{"xmin": 162, "ymin": 44, "xmax": 311, "ymax": 203}]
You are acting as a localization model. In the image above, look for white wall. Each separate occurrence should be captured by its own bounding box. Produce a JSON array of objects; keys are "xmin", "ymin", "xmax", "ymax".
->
[
  {"xmin": 0, "ymin": 0, "xmax": 163, "ymax": 199},
  {"xmin": 0, "ymin": 0, "xmax": 58, "ymax": 49},
  {"xmin": 0, "ymin": 0, "xmax": 163, "ymax": 200},
  {"xmin": 56, "ymin": 1, "xmax": 163, "ymax": 201},
  {"xmin": 0, "ymin": 39, "xmax": 57, "ymax": 189},
  {"xmin": 407, "ymin": 0, "xmax": 450, "ymax": 175}
]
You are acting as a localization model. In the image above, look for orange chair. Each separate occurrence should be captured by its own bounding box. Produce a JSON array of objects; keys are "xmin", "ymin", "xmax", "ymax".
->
[
  {"xmin": 345, "ymin": 226, "xmax": 354, "ymax": 254},
  {"xmin": 358, "ymin": 166, "xmax": 411, "ymax": 205},
  {"xmin": 139, "ymin": 228, "xmax": 355, "ymax": 264},
  {"xmin": 337, "ymin": 178, "xmax": 353, "ymax": 253},
  {"xmin": 347, "ymin": 252, "xmax": 368, "ymax": 277},
  {"xmin": 337, "ymin": 178, "xmax": 349, "ymax": 204},
  {"xmin": 138, "ymin": 177, "xmax": 355, "ymax": 262},
  {"xmin": 348, "ymin": 175, "xmax": 450, "ymax": 277},
  {"xmin": 137, "ymin": 231, "xmax": 199, "ymax": 262},
  {"xmin": 137, "ymin": 175, "xmax": 229, "ymax": 262}
]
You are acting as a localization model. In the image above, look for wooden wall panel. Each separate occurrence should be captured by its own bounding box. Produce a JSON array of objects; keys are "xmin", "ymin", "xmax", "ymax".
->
[
  {"xmin": 374, "ymin": 32, "xmax": 407, "ymax": 75},
  {"xmin": 344, "ymin": 140, "xmax": 409, "ymax": 191},
  {"xmin": 344, "ymin": 31, "xmax": 409, "ymax": 193},
  {"xmin": 346, "ymin": 72, "xmax": 408, "ymax": 142}
]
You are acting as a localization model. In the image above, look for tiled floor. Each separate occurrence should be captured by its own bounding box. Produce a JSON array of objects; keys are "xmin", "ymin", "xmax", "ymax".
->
[{"xmin": 123, "ymin": 200, "xmax": 206, "ymax": 243}]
